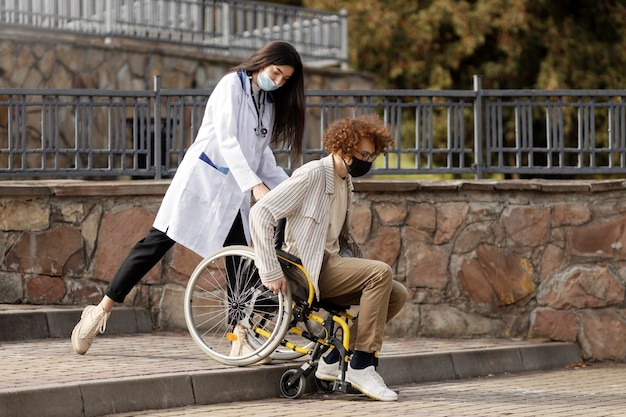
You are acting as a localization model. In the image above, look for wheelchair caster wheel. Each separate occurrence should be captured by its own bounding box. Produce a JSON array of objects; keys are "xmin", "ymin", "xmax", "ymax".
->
[
  {"xmin": 280, "ymin": 369, "xmax": 306, "ymax": 399},
  {"xmin": 314, "ymin": 377, "xmax": 334, "ymax": 393}
]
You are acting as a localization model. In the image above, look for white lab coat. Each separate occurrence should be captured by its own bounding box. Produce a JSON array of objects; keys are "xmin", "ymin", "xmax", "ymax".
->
[{"xmin": 153, "ymin": 71, "xmax": 288, "ymax": 257}]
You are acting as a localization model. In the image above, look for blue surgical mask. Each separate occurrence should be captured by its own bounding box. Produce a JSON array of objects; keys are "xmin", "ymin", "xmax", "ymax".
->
[{"xmin": 257, "ymin": 70, "xmax": 279, "ymax": 92}]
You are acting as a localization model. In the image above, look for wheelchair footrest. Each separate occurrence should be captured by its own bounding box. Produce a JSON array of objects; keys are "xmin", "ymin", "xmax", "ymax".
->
[{"xmin": 332, "ymin": 379, "xmax": 353, "ymax": 393}]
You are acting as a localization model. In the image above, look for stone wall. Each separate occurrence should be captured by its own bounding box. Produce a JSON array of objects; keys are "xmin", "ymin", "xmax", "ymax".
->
[
  {"xmin": 0, "ymin": 27, "xmax": 371, "ymax": 91},
  {"xmin": 2, "ymin": 179, "xmax": 626, "ymax": 362}
]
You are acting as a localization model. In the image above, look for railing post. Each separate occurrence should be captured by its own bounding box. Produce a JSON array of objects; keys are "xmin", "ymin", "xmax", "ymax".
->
[
  {"xmin": 105, "ymin": 0, "xmax": 113, "ymax": 37},
  {"xmin": 473, "ymin": 74, "xmax": 483, "ymax": 179},
  {"xmin": 153, "ymin": 75, "xmax": 162, "ymax": 180},
  {"xmin": 221, "ymin": 1, "xmax": 230, "ymax": 49},
  {"xmin": 339, "ymin": 8, "xmax": 349, "ymax": 70}
]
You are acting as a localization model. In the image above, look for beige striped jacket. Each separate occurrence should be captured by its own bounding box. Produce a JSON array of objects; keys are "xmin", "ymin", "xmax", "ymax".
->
[{"xmin": 249, "ymin": 154, "xmax": 362, "ymax": 300}]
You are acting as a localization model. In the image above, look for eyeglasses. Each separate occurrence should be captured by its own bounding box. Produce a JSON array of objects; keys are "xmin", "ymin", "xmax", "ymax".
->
[{"xmin": 355, "ymin": 150, "xmax": 377, "ymax": 162}]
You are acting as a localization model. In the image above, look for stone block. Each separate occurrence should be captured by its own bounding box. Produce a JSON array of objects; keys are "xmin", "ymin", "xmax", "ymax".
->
[
  {"xmin": 25, "ymin": 275, "xmax": 65, "ymax": 304},
  {"xmin": 105, "ymin": 307, "xmax": 153, "ymax": 334},
  {"xmin": 385, "ymin": 301, "xmax": 419, "ymax": 337},
  {"xmin": 0, "ymin": 385, "xmax": 84, "ymax": 417},
  {"xmin": 92, "ymin": 207, "xmax": 159, "ymax": 283},
  {"xmin": 404, "ymin": 227, "xmax": 448, "ymax": 290},
  {"xmin": 529, "ymin": 308, "xmax": 577, "ymax": 342},
  {"xmin": 552, "ymin": 204, "xmax": 591, "ymax": 226},
  {"xmin": 350, "ymin": 201, "xmax": 372, "ymax": 244},
  {"xmin": 167, "ymin": 244, "xmax": 203, "ymax": 287},
  {"xmin": 158, "ymin": 285, "xmax": 186, "ymax": 329},
  {"xmin": 519, "ymin": 343, "xmax": 582, "ymax": 371},
  {"xmin": 567, "ymin": 213, "xmax": 626, "ymax": 259},
  {"xmin": 434, "ymin": 202, "xmax": 468, "ymax": 244},
  {"xmin": 406, "ymin": 202, "xmax": 436, "ymax": 231},
  {"xmin": 362, "ymin": 226, "xmax": 400, "ymax": 266},
  {"xmin": 579, "ymin": 309, "xmax": 626, "ymax": 360},
  {"xmin": 459, "ymin": 243, "xmax": 536, "ymax": 307},
  {"xmin": 451, "ymin": 347, "xmax": 524, "ymax": 378},
  {"xmin": 379, "ymin": 352, "xmax": 456, "ymax": 385},
  {"xmin": 81, "ymin": 374, "xmax": 194, "ymax": 417},
  {"xmin": 0, "ymin": 272, "xmax": 22, "ymax": 303},
  {"xmin": 374, "ymin": 202, "xmax": 407, "ymax": 226},
  {"xmin": 0, "ymin": 201, "xmax": 49, "ymax": 231},
  {"xmin": 46, "ymin": 308, "xmax": 83, "ymax": 338},
  {"xmin": 192, "ymin": 366, "xmax": 290, "ymax": 404},
  {"xmin": 135, "ymin": 307, "xmax": 154, "ymax": 332},
  {"xmin": 537, "ymin": 266, "xmax": 624, "ymax": 309},
  {"xmin": 0, "ymin": 311, "xmax": 48, "ymax": 340},
  {"xmin": 502, "ymin": 205, "xmax": 550, "ymax": 246},
  {"xmin": 5, "ymin": 225, "xmax": 84, "ymax": 275}
]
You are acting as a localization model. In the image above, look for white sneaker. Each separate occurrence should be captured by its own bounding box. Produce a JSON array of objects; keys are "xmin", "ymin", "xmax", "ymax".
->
[
  {"xmin": 229, "ymin": 324, "xmax": 272, "ymax": 365},
  {"xmin": 71, "ymin": 305, "xmax": 110, "ymax": 355},
  {"xmin": 345, "ymin": 364, "xmax": 398, "ymax": 401},
  {"xmin": 315, "ymin": 358, "xmax": 340, "ymax": 381}
]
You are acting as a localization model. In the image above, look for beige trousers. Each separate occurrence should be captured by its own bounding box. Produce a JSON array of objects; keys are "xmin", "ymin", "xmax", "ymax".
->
[{"xmin": 317, "ymin": 253, "xmax": 408, "ymax": 353}]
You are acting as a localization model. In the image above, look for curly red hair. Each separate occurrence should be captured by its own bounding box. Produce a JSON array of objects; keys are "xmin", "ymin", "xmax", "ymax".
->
[{"xmin": 323, "ymin": 114, "xmax": 393, "ymax": 157}]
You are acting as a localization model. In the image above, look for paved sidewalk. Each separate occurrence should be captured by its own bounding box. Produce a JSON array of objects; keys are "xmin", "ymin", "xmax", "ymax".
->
[
  {"xmin": 0, "ymin": 331, "xmax": 573, "ymax": 391},
  {"xmin": 103, "ymin": 362, "xmax": 626, "ymax": 417},
  {"xmin": 1, "ymin": 331, "xmax": 582, "ymax": 417},
  {"xmin": 0, "ymin": 305, "xmax": 584, "ymax": 417}
]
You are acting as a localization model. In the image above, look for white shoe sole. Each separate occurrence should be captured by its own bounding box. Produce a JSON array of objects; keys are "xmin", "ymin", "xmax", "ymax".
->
[{"xmin": 315, "ymin": 367, "xmax": 338, "ymax": 381}]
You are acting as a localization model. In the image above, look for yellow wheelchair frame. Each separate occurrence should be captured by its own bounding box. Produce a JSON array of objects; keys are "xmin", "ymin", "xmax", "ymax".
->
[
  {"xmin": 183, "ymin": 222, "xmax": 359, "ymax": 398},
  {"xmin": 275, "ymin": 247, "xmax": 356, "ymax": 398}
]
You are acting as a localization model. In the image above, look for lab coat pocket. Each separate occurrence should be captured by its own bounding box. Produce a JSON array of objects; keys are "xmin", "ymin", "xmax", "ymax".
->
[
  {"xmin": 186, "ymin": 157, "xmax": 230, "ymax": 204},
  {"xmin": 199, "ymin": 152, "xmax": 229, "ymax": 175}
]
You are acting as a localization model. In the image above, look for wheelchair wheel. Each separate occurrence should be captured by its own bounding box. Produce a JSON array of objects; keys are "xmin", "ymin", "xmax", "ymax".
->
[
  {"xmin": 184, "ymin": 245, "xmax": 292, "ymax": 366},
  {"xmin": 280, "ymin": 369, "xmax": 306, "ymax": 399}
]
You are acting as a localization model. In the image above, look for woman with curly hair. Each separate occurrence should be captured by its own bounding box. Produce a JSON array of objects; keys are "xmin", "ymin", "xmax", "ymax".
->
[{"xmin": 250, "ymin": 114, "xmax": 408, "ymax": 401}]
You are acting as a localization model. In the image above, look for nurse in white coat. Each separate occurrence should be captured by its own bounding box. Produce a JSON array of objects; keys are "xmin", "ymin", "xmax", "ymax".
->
[{"xmin": 71, "ymin": 41, "xmax": 305, "ymax": 355}]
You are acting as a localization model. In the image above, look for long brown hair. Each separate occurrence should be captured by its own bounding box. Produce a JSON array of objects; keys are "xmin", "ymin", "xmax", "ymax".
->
[{"xmin": 232, "ymin": 41, "xmax": 305, "ymax": 159}]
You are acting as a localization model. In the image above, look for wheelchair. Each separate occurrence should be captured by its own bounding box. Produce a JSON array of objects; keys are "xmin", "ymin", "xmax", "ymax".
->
[{"xmin": 183, "ymin": 222, "xmax": 357, "ymax": 399}]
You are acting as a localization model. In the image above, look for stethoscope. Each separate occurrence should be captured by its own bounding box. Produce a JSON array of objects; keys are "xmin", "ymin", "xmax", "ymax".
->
[{"xmin": 248, "ymin": 74, "xmax": 267, "ymax": 138}]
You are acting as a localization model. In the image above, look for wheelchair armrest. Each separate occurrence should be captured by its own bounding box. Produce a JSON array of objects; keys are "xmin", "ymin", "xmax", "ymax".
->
[
  {"xmin": 276, "ymin": 248, "xmax": 303, "ymax": 267},
  {"xmin": 276, "ymin": 249, "xmax": 310, "ymax": 301}
]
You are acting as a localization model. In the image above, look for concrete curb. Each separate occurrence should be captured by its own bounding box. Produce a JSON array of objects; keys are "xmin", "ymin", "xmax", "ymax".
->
[
  {"xmin": 0, "ymin": 307, "xmax": 153, "ymax": 341},
  {"xmin": 1, "ymin": 342, "xmax": 582, "ymax": 417}
]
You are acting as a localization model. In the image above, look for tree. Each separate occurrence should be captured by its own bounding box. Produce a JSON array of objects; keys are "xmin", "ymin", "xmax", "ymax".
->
[{"xmin": 304, "ymin": 0, "xmax": 626, "ymax": 90}]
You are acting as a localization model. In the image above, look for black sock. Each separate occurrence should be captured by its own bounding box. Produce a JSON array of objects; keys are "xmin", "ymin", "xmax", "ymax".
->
[
  {"xmin": 324, "ymin": 348, "xmax": 341, "ymax": 364},
  {"xmin": 350, "ymin": 350, "xmax": 375, "ymax": 370}
]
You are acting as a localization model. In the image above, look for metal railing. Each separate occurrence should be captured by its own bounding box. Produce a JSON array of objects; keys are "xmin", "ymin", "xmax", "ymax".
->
[
  {"xmin": 0, "ymin": 0, "xmax": 348, "ymax": 68},
  {"xmin": 1, "ymin": 76, "xmax": 626, "ymax": 180}
]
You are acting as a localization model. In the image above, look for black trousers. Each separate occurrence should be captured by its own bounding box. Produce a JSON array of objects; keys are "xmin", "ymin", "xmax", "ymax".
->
[{"xmin": 105, "ymin": 211, "xmax": 247, "ymax": 303}]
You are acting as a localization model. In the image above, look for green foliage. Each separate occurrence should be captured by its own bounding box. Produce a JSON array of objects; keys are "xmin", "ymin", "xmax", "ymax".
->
[
  {"xmin": 264, "ymin": 0, "xmax": 305, "ymax": 6},
  {"xmin": 304, "ymin": 0, "xmax": 626, "ymax": 90}
]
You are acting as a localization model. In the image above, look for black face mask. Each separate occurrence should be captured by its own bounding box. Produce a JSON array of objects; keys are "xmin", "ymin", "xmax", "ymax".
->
[{"xmin": 345, "ymin": 156, "xmax": 373, "ymax": 177}]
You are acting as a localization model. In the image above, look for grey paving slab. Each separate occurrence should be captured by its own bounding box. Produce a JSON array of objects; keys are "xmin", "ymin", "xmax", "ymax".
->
[
  {"xmin": 1, "ymin": 384, "xmax": 84, "ymax": 417},
  {"xmin": 81, "ymin": 374, "xmax": 195, "ymax": 417},
  {"xmin": 0, "ymin": 310, "xmax": 50, "ymax": 341},
  {"xmin": 379, "ymin": 352, "xmax": 457, "ymax": 385},
  {"xmin": 519, "ymin": 342, "xmax": 582, "ymax": 371},
  {"xmin": 451, "ymin": 346, "xmax": 526, "ymax": 378}
]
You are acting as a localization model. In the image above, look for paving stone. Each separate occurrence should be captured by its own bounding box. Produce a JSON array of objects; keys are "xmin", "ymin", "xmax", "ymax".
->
[{"xmin": 0, "ymin": 305, "xmax": 587, "ymax": 417}]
